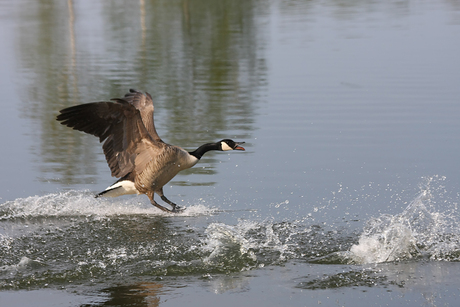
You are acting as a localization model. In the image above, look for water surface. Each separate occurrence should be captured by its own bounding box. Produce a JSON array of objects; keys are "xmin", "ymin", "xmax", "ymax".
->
[{"xmin": 1, "ymin": 0, "xmax": 460, "ymax": 306}]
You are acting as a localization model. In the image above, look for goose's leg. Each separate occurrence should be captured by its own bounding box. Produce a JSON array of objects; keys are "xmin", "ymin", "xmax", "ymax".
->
[
  {"xmin": 151, "ymin": 199, "xmax": 173, "ymax": 213},
  {"xmin": 161, "ymin": 196, "xmax": 184, "ymax": 212},
  {"xmin": 147, "ymin": 192, "xmax": 172, "ymax": 213},
  {"xmin": 158, "ymin": 189, "xmax": 185, "ymax": 213}
]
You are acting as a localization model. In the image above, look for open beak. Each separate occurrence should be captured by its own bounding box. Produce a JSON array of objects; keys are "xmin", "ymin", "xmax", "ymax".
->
[{"xmin": 234, "ymin": 142, "xmax": 245, "ymax": 151}]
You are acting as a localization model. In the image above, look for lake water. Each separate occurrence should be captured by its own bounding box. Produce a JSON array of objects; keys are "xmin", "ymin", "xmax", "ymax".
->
[{"xmin": 1, "ymin": 0, "xmax": 460, "ymax": 306}]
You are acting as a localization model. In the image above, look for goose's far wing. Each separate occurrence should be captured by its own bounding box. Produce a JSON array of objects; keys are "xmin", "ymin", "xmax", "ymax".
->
[
  {"xmin": 57, "ymin": 100, "xmax": 157, "ymax": 178},
  {"xmin": 112, "ymin": 89, "xmax": 163, "ymax": 142}
]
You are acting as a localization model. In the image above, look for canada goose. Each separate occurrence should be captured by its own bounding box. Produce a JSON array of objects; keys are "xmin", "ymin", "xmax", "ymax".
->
[{"xmin": 56, "ymin": 89, "xmax": 245, "ymax": 213}]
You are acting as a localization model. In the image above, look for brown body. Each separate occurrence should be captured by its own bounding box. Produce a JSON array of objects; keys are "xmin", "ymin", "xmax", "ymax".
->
[{"xmin": 57, "ymin": 89, "xmax": 244, "ymax": 212}]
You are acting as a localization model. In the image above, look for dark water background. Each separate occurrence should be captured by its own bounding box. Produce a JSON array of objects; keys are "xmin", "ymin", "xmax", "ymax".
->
[{"xmin": 1, "ymin": 0, "xmax": 460, "ymax": 306}]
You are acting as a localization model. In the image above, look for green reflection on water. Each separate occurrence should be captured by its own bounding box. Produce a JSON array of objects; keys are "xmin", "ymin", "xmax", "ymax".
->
[{"xmin": 15, "ymin": 0, "xmax": 267, "ymax": 185}]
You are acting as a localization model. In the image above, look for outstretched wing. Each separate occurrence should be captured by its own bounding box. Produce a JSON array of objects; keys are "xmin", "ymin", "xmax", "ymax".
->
[
  {"xmin": 112, "ymin": 89, "xmax": 162, "ymax": 142},
  {"xmin": 57, "ymin": 100, "xmax": 159, "ymax": 178}
]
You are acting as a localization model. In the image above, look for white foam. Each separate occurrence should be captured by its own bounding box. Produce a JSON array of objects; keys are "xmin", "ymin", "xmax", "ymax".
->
[
  {"xmin": 0, "ymin": 256, "xmax": 45, "ymax": 272},
  {"xmin": 348, "ymin": 179, "xmax": 460, "ymax": 264},
  {"xmin": 202, "ymin": 219, "xmax": 291, "ymax": 265},
  {"xmin": 203, "ymin": 223, "xmax": 256, "ymax": 263},
  {"xmin": 0, "ymin": 190, "xmax": 217, "ymax": 219}
]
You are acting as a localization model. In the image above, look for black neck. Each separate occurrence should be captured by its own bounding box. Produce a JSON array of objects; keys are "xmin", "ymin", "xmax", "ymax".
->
[{"xmin": 189, "ymin": 142, "xmax": 220, "ymax": 159}]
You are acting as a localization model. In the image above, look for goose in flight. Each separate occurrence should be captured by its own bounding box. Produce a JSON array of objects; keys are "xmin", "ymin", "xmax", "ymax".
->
[{"xmin": 56, "ymin": 89, "xmax": 245, "ymax": 213}]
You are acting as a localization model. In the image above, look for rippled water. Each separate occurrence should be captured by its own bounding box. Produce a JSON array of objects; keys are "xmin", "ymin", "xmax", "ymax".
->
[
  {"xmin": 1, "ymin": 0, "xmax": 460, "ymax": 306},
  {"xmin": 1, "ymin": 177, "xmax": 460, "ymax": 304}
]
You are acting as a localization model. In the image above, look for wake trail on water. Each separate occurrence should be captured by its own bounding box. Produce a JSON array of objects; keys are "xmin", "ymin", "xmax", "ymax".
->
[
  {"xmin": 202, "ymin": 176, "xmax": 460, "ymax": 265},
  {"xmin": 0, "ymin": 190, "xmax": 217, "ymax": 220},
  {"xmin": 0, "ymin": 176, "xmax": 460, "ymax": 290}
]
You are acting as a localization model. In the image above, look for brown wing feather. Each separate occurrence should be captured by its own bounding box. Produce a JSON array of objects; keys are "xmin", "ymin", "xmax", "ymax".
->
[
  {"xmin": 57, "ymin": 100, "xmax": 158, "ymax": 178},
  {"xmin": 111, "ymin": 89, "xmax": 162, "ymax": 142}
]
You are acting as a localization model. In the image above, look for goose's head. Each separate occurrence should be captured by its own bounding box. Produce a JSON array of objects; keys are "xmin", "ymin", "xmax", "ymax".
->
[{"xmin": 220, "ymin": 139, "xmax": 245, "ymax": 151}]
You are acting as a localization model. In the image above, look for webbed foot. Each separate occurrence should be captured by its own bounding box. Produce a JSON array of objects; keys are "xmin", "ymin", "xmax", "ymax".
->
[
  {"xmin": 171, "ymin": 205, "xmax": 186, "ymax": 213},
  {"xmin": 160, "ymin": 195, "xmax": 185, "ymax": 213}
]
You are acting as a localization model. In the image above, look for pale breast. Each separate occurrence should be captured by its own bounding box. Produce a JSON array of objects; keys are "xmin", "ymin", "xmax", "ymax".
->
[{"xmin": 135, "ymin": 145, "xmax": 199, "ymax": 193}]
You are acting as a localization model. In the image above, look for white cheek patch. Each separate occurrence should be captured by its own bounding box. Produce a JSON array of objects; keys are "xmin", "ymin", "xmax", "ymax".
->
[{"xmin": 221, "ymin": 142, "xmax": 233, "ymax": 151}]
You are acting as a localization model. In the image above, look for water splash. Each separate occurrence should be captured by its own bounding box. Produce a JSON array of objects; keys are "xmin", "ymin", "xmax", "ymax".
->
[
  {"xmin": 202, "ymin": 223, "xmax": 257, "ymax": 271},
  {"xmin": 1, "ymin": 179, "xmax": 460, "ymax": 290},
  {"xmin": 0, "ymin": 257, "xmax": 45, "ymax": 273},
  {"xmin": 201, "ymin": 218, "xmax": 317, "ymax": 268},
  {"xmin": 347, "ymin": 177, "xmax": 460, "ymax": 264},
  {"xmin": 0, "ymin": 190, "xmax": 217, "ymax": 220}
]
